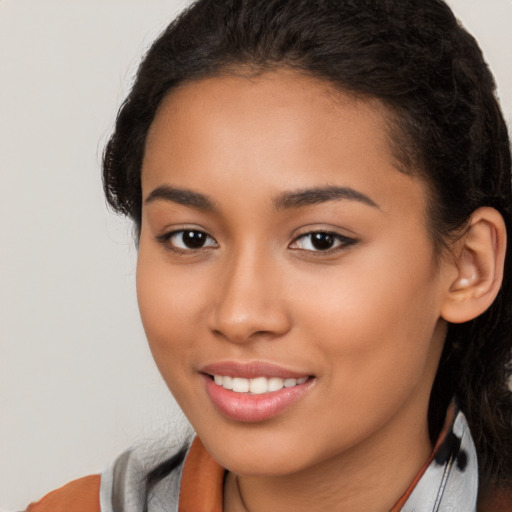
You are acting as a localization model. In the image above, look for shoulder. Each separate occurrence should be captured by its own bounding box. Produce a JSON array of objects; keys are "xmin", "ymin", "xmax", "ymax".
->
[
  {"xmin": 25, "ymin": 434, "xmax": 192, "ymax": 512},
  {"xmin": 25, "ymin": 475, "xmax": 100, "ymax": 512},
  {"xmin": 100, "ymin": 437, "xmax": 191, "ymax": 512}
]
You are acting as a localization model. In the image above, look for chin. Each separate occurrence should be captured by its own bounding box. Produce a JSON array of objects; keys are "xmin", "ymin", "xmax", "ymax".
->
[{"xmin": 199, "ymin": 427, "xmax": 321, "ymax": 476}]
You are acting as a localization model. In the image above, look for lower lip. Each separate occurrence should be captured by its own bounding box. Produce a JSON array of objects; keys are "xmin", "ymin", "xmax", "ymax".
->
[{"xmin": 203, "ymin": 375, "xmax": 313, "ymax": 423}]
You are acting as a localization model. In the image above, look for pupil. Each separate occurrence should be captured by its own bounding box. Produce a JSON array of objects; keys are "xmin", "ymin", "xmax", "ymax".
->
[
  {"xmin": 183, "ymin": 231, "xmax": 205, "ymax": 248},
  {"xmin": 311, "ymin": 233, "xmax": 334, "ymax": 250}
]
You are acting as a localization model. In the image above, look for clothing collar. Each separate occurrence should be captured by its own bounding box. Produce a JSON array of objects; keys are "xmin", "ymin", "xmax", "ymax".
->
[{"xmin": 400, "ymin": 407, "xmax": 478, "ymax": 511}]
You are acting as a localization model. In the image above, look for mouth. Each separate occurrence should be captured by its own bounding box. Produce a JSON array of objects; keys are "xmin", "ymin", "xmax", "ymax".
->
[{"xmin": 200, "ymin": 362, "xmax": 314, "ymax": 422}]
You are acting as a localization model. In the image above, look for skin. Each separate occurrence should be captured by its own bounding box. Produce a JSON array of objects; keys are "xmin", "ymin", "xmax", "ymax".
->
[{"xmin": 137, "ymin": 70, "xmax": 459, "ymax": 511}]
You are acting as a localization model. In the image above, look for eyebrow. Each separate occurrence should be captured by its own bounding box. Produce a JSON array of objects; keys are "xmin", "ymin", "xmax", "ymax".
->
[
  {"xmin": 145, "ymin": 185, "xmax": 215, "ymax": 211},
  {"xmin": 274, "ymin": 186, "xmax": 379, "ymax": 210},
  {"xmin": 144, "ymin": 184, "xmax": 379, "ymax": 212}
]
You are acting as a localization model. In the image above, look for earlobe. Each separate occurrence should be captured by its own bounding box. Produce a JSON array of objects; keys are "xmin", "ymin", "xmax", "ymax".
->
[{"xmin": 441, "ymin": 207, "xmax": 507, "ymax": 324}]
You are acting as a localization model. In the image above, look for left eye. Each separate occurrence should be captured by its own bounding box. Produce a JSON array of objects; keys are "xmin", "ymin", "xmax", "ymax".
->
[
  {"xmin": 159, "ymin": 229, "xmax": 218, "ymax": 251},
  {"xmin": 289, "ymin": 232, "xmax": 355, "ymax": 252}
]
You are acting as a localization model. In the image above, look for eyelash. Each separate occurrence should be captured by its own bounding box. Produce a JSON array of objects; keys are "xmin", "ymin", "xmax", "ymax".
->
[
  {"xmin": 289, "ymin": 231, "xmax": 357, "ymax": 254},
  {"xmin": 155, "ymin": 229, "xmax": 218, "ymax": 253},
  {"xmin": 156, "ymin": 229, "xmax": 357, "ymax": 254}
]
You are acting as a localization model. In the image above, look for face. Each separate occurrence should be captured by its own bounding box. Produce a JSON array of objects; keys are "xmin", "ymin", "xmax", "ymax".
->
[{"xmin": 137, "ymin": 70, "xmax": 452, "ymax": 476}]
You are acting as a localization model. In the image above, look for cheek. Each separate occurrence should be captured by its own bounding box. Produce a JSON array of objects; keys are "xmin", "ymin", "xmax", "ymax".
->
[
  {"xmin": 293, "ymin": 242, "xmax": 444, "ymax": 410},
  {"xmin": 136, "ymin": 243, "xmax": 205, "ymax": 385}
]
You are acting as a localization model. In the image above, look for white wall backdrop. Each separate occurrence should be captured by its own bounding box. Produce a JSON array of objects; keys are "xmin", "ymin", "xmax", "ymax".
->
[{"xmin": 0, "ymin": 1, "xmax": 510, "ymax": 509}]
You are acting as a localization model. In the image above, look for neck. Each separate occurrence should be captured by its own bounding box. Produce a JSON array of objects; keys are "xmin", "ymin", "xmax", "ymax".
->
[{"xmin": 224, "ymin": 402, "xmax": 433, "ymax": 512}]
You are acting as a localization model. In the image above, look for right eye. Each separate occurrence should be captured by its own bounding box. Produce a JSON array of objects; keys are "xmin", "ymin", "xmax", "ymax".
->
[{"xmin": 156, "ymin": 229, "xmax": 218, "ymax": 252}]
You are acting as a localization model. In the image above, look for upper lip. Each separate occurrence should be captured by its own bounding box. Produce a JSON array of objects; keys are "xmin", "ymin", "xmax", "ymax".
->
[{"xmin": 200, "ymin": 361, "xmax": 311, "ymax": 379}]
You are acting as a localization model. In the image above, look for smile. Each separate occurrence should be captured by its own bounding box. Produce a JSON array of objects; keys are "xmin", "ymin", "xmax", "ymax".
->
[
  {"xmin": 203, "ymin": 370, "xmax": 314, "ymax": 422},
  {"xmin": 212, "ymin": 375, "xmax": 308, "ymax": 394}
]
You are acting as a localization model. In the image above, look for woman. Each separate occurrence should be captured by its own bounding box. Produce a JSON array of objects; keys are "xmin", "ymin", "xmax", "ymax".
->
[{"xmin": 27, "ymin": 0, "xmax": 512, "ymax": 510}]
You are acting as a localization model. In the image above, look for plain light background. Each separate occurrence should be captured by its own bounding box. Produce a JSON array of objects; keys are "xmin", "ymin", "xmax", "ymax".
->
[{"xmin": 0, "ymin": 1, "xmax": 511, "ymax": 509}]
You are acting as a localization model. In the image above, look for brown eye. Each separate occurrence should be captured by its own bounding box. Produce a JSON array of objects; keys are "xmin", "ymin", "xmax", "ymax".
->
[
  {"xmin": 180, "ymin": 230, "xmax": 209, "ymax": 248},
  {"xmin": 159, "ymin": 229, "xmax": 218, "ymax": 251},
  {"xmin": 290, "ymin": 231, "xmax": 356, "ymax": 253},
  {"xmin": 310, "ymin": 232, "xmax": 336, "ymax": 250}
]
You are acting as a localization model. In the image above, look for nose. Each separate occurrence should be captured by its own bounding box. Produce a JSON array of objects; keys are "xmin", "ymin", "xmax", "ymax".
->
[{"xmin": 207, "ymin": 249, "xmax": 292, "ymax": 344}]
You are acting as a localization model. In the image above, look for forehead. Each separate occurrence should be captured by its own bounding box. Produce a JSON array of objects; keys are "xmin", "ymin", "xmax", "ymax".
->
[
  {"xmin": 142, "ymin": 69, "xmax": 427, "ymax": 218},
  {"xmin": 147, "ymin": 70, "xmax": 391, "ymax": 150}
]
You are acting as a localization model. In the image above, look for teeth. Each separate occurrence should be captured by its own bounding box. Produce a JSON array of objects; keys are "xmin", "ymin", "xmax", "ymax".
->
[
  {"xmin": 223, "ymin": 375, "xmax": 233, "ymax": 390},
  {"xmin": 284, "ymin": 378, "xmax": 297, "ymax": 388},
  {"xmin": 212, "ymin": 375, "xmax": 308, "ymax": 394},
  {"xmin": 232, "ymin": 377, "xmax": 249, "ymax": 393},
  {"xmin": 249, "ymin": 376, "xmax": 267, "ymax": 394},
  {"xmin": 268, "ymin": 377, "xmax": 284, "ymax": 392}
]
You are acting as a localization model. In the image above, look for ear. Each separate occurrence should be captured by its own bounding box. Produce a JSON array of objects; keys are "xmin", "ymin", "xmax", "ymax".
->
[{"xmin": 441, "ymin": 207, "xmax": 507, "ymax": 324}]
